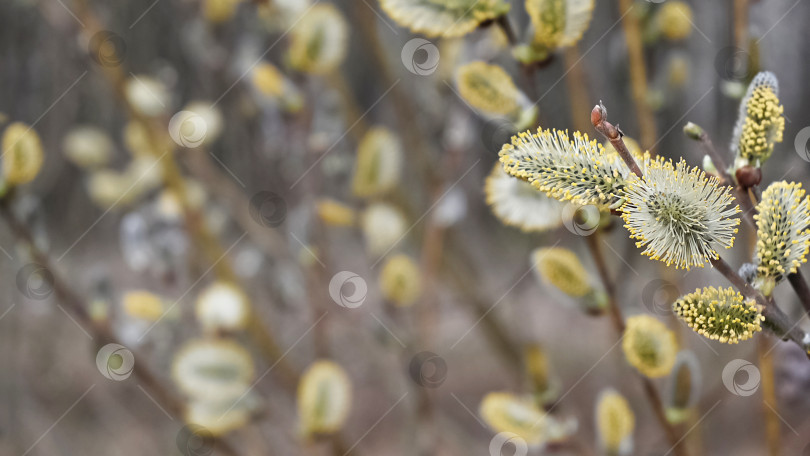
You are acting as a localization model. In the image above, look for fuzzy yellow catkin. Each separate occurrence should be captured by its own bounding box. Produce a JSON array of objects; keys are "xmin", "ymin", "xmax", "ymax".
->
[
  {"xmin": 379, "ymin": 0, "xmax": 510, "ymax": 38},
  {"xmin": 479, "ymin": 392, "xmax": 546, "ymax": 445},
  {"xmin": 352, "ymin": 127, "xmax": 403, "ymax": 198},
  {"xmin": 122, "ymin": 290, "xmax": 164, "ymax": 321},
  {"xmin": 622, "ymin": 315, "xmax": 678, "ymax": 378},
  {"xmin": 195, "ymin": 281, "xmax": 249, "ymax": 332},
  {"xmin": 171, "ymin": 339, "xmax": 255, "ymax": 399},
  {"xmin": 297, "ymin": 360, "xmax": 352, "ymax": 438},
  {"xmin": 739, "ymin": 85, "xmax": 784, "ymax": 164},
  {"xmin": 754, "ymin": 181, "xmax": 810, "ymax": 291},
  {"xmin": 499, "ymin": 128, "xmax": 629, "ymax": 209},
  {"xmin": 532, "ymin": 247, "xmax": 592, "ymax": 298},
  {"xmin": 456, "ymin": 61, "xmax": 521, "ymax": 116},
  {"xmin": 379, "ymin": 254, "xmax": 422, "ymax": 306},
  {"xmin": 2, "ymin": 122, "xmax": 43, "ymax": 186},
  {"xmin": 484, "ymin": 164, "xmax": 565, "ymax": 233},
  {"xmin": 672, "ymin": 287, "xmax": 764, "ymax": 344},
  {"xmin": 62, "ymin": 126, "xmax": 113, "ymax": 169},
  {"xmin": 656, "ymin": 1, "xmax": 693, "ymax": 41},
  {"xmin": 252, "ymin": 62, "xmax": 285, "ymax": 97},
  {"xmin": 288, "ymin": 4, "xmax": 348, "ymax": 75},
  {"xmin": 595, "ymin": 389, "xmax": 635, "ymax": 455},
  {"xmin": 621, "ymin": 158, "xmax": 740, "ymax": 270},
  {"xmin": 316, "ymin": 199, "xmax": 356, "ymax": 227},
  {"xmin": 526, "ymin": 0, "xmax": 594, "ymax": 49}
]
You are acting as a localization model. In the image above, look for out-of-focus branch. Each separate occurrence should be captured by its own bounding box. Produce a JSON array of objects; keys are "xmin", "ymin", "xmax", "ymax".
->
[
  {"xmin": 616, "ymin": 0, "xmax": 657, "ymax": 151},
  {"xmin": 584, "ymin": 230, "xmax": 686, "ymax": 456},
  {"xmin": 0, "ymin": 197, "xmax": 242, "ymax": 456}
]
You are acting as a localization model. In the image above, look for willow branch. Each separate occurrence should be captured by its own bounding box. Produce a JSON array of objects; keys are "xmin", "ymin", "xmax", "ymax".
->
[{"xmin": 592, "ymin": 103, "xmax": 810, "ymax": 356}]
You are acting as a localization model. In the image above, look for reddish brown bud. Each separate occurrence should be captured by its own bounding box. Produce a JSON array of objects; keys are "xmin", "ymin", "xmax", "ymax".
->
[
  {"xmin": 735, "ymin": 165, "xmax": 762, "ymax": 188},
  {"xmin": 591, "ymin": 105, "xmax": 604, "ymax": 127}
]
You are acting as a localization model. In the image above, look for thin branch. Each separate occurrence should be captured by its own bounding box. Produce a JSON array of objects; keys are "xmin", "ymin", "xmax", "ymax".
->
[
  {"xmin": 584, "ymin": 231, "xmax": 687, "ymax": 456},
  {"xmin": 0, "ymin": 198, "xmax": 242, "ymax": 456}
]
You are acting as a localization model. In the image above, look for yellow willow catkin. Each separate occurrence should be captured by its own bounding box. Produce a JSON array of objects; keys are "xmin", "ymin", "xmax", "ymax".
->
[
  {"xmin": 622, "ymin": 315, "xmax": 678, "ymax": 378},
  {"xmin": 672, "ymin": 287, "xmax": 764, "ymax": 344},
  {"xmin": 2, "ymin": 122, "xmax": 44, "ymax": 186}
]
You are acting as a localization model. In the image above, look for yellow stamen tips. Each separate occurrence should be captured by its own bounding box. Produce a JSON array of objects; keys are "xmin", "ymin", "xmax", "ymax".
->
[
  {"xmin": 379, "ymin": 254, "xmax": 422, "ymax": 307},
  {"xmin": 499, "ymin": 127, "xmax": 630, "ymax": 209},
  {"xmin": 532, "ymin": 247, "xmax": 592, "ymax": 298},
  {"xmin": 288, "ymin": 4, "xmax": 348, "ymax": 75},
  {"xmin": 380, "ymin": 0, "xmax": 510, "ymax": 38},
  {"xmin": 731, "ymin": 72, "xmax": 784, "ymax": 166},
  {"xmin": 620, "ymin": 158, "xmax": 740, "ymax": 270},
  {"xmin": 2, "ymin": 122, "xmax": 43, "ymax": 187},
  {"xmin": 456, "ymin": 61, "xmax": 521, "ymax": 116},
  {"xmin": 673, "ymin": 287, "xmax": 764, "ymax": 344},
  {"xmin": 595, "ymin": 389, "xmax": 635, "ymax": 455},
  {"xmin": 754, "ymin": 181, "xmax": 810, "ymax": 288},
  {"xmin": 297, "ymin": 360, "xmax": 352, "ymax": 438},
  {"xmin": 655, "ymin": 1, "xmax": 693, "ymax": 42},
  {"xmin": 622, "ymin": 315, "xmax": 678, "ymax": 378},
  {"xmin": 352, "ymin": 127, "xmax": 403, "ymax": 198},
  {"xmin": 485, "ymin": 164, "xmax": 565, "ymax": 232}
]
